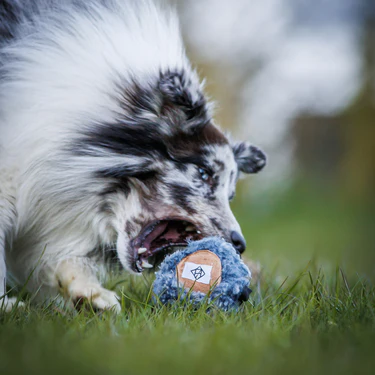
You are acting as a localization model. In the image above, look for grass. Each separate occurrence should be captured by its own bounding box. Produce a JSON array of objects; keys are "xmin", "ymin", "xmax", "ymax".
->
[{"xmin": 1, "ymin": 185, "xmax": 374, "ymax": 375}]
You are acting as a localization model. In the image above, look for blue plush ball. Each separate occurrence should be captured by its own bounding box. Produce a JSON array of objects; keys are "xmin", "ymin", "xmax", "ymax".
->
[{"xmin": 153, "ymin": 237, "xmax": 252, "ymax": 311}]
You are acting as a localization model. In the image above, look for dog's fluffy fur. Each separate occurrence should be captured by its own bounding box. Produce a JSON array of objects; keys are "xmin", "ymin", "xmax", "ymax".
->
[{"xmin": 0, "ymin": 0, "xmax": 266, "ymax": 312}]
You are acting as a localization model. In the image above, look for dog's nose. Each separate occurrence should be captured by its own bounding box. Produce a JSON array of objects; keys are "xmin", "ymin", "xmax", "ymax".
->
[{"xmin": 230, "ymin": 231, "xmax": 246, "ymax": 254}]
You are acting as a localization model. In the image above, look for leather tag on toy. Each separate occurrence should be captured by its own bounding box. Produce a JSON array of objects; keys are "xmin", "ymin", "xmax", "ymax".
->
[{"xmin": 176, "ymin": 250, "xmax": 222, "ymax": 294}]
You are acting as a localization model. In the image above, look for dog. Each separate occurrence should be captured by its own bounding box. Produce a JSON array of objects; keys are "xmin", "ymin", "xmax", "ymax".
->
[{"xmin": 0, "ymin": 0, "xmax": 266, "ymax": 313}]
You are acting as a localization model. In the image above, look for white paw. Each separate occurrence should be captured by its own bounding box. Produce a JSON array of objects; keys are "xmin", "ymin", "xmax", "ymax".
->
[
  {"xmin": 67, "ymin": 282, "xmax": 121, "ymax": 314},
  {"xmin": 0, "ymin": 296, "xmax": 25, "ymax": 312}
]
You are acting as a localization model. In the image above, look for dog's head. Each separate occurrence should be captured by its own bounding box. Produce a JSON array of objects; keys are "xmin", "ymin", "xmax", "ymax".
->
[{"xmin": 76, "ymin": 70, "xmax": 266, "ymax": 273}]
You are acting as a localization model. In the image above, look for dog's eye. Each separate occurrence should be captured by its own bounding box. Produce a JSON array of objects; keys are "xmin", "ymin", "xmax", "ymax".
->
[{"xmin": 198, "ymin": 167, "xmax": 212, "ymax": 183}]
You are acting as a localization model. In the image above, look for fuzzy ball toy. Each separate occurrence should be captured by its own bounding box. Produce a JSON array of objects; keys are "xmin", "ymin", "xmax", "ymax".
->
[{"xmin": 153, "ymin": 237, "xmax": 252, "ymax": 311}]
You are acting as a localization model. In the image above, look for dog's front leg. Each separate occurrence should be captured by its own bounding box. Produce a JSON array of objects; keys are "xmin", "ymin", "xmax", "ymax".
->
[
  {"xmin": 55, "ymin": 259, "xmax": 121, "ymax": 314},
  {"xmin": 0, "ymin": 168, "xmax": 24, "ymax": 312},
  {"xmin": 0, "ymin": 238, "xmax": 23, "ymax": 312}
]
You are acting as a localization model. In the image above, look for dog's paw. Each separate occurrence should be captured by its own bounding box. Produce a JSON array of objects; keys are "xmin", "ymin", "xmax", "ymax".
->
[
  {"xmin": 67, "ymin": 282, "xmax": 121, "ymax": 314},
  {"xmin": 0, "ymin": 297, "xmax": 25, "ymax": 312}
]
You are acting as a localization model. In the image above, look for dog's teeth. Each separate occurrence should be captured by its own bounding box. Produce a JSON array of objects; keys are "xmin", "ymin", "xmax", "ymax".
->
[
  {"xmin": 142, "ymin": 260, "xmax": 153, "ymax": 269},
  {"xmin": 136, "ymin": 260, "xmax": 143, "ymax": 271},
  {"xmin": 138, "ymin": 247, "xmax": 147, "ymax": 254},
  {"xmin": 196, "ymin": 230, "xmax": 201, "ymax": 234},
  {"xmin": 185, "ymin": 225, "xmax": 195, "ymax": 232}
]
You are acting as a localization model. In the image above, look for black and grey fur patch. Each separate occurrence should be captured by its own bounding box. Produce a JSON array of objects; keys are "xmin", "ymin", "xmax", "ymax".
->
[
  {"xmin": 0, "ymin": 0, "xmax": 31, "ymax": 42},
  {"xmin": 232, "ymin": 142, "xmax": 267, "ymax": 174},
  {"xmin": 158, "ymin": 70, "xmax": 209, "ymax": 132},
  {"xmin": 166, "ymin": 183, "xmax": 198, "ymax": 215},
  {"xmin": 68, "ymin": 67, "xmax": 228, "ymax": 198},
  {"xmin": 0, "ymin": 0, "xmax": 97, "ymax": 44}
]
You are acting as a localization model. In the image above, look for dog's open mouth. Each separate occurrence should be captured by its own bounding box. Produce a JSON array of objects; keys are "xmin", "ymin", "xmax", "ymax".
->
[{"xmin": 132, "ymin": 219, "xmax": 203, "ymax": 272}]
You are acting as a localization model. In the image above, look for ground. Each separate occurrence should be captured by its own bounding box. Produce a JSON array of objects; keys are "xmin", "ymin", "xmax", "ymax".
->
[{"xmin": 1, "ymin": 184, "xmax": 374, "ymax": 375}]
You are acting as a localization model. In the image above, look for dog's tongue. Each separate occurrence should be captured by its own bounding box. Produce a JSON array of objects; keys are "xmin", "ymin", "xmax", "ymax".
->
[
  {"xmin": 142, "ymin": 221, "xmax": 188, "ymax": 253},
  {"xmin": 142, "ymin": 222, "xmax": 168, "ymax": 249}
]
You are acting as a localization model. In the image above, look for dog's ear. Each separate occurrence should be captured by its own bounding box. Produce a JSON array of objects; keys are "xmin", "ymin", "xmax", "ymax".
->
[
  {"xmin": 158, "ymin": 71, "xmax": 210, "ymax": 134},
  {"xmin": 232, "ymin": 142, "xmax": 266, "ymax": 174}
]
